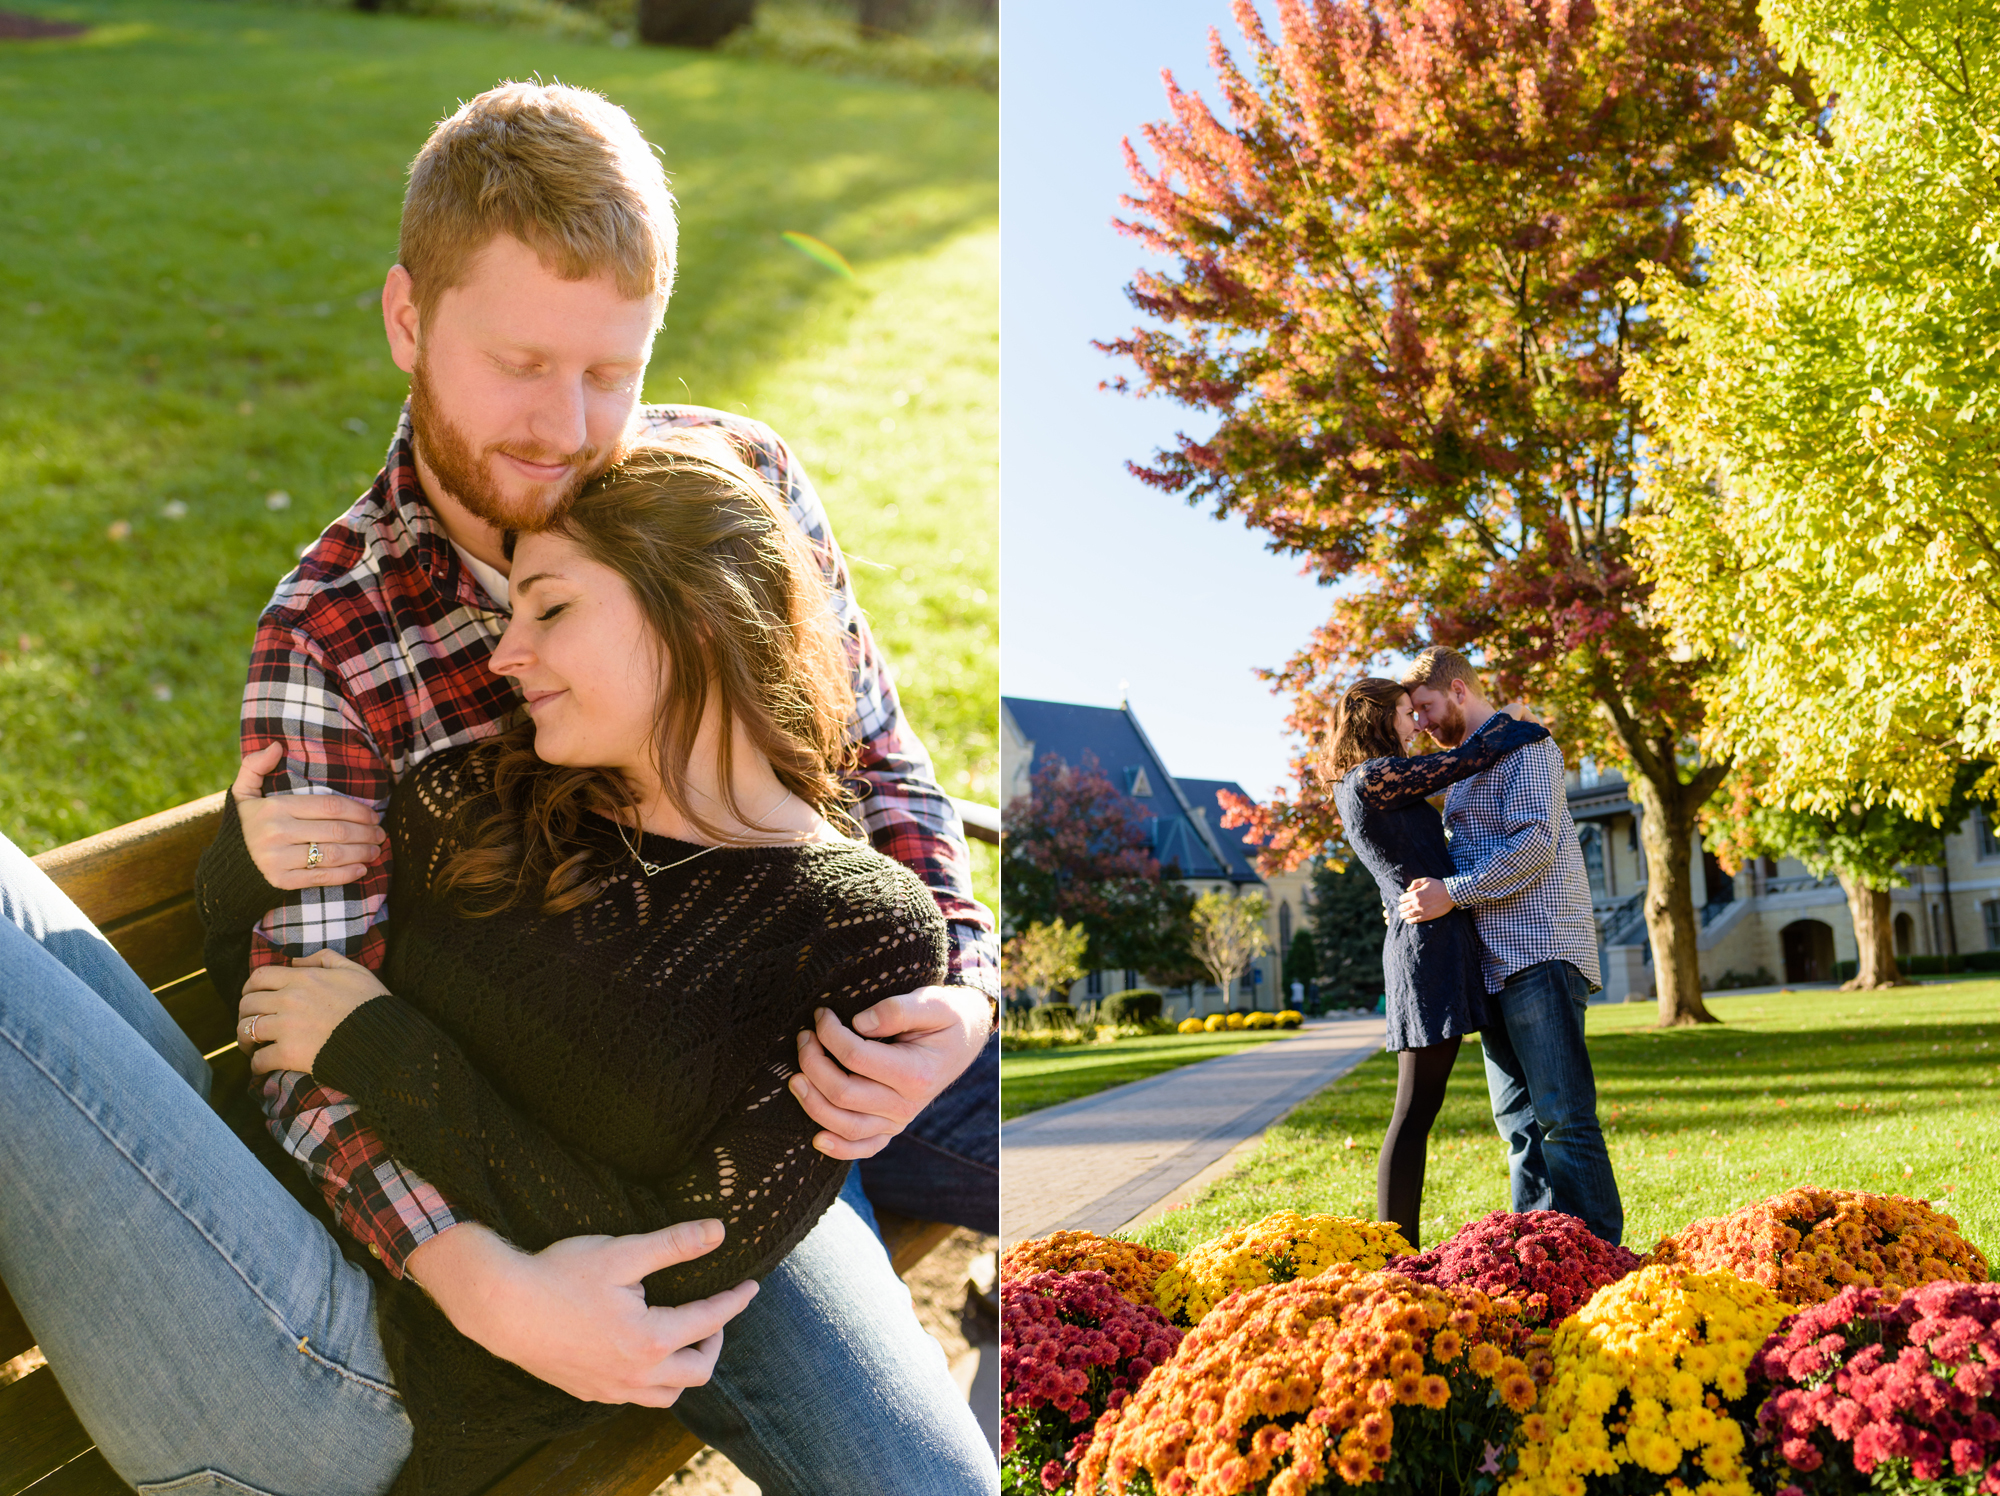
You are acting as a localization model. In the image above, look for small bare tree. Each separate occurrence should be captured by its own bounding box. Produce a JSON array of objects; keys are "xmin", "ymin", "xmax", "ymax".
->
[
  {"xmin": 1002, "ymin": 918, "xmax": 1090, "ymax": 1007},
  {"xmin": 1188, "ymin": 890, "xmax": 1271, "ymax": 1014}
]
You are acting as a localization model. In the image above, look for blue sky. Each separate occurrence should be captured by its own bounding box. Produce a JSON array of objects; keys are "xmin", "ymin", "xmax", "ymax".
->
[{"xmin": 999, "ymin": 0, "xmax": 1332, "ymax": 800}]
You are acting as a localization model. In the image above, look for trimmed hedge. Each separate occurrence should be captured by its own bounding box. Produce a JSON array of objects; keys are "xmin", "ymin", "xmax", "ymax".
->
[
  {"xmin": 1102, "ymin": 989, "xmax": 1164, "ymax": 1026},
  {"xmin": 1832, "ymin": 951, "xmax": 2000, "ymax": 980}
]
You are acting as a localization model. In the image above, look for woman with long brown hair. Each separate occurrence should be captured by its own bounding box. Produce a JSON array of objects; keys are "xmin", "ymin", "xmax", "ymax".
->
[
  {"xmin": 1325, "ymin": 677, "xmax": 1547, "ymax": 1249},
  {"xmin": 0, "ymin": 431, "xmax": 992, "ymax": 1496}
]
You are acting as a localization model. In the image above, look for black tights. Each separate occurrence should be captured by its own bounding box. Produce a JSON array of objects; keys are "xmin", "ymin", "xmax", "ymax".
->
[{"xmin": 1375, "ymin": 1036, "xmax": 1462, "ymax": 1251}]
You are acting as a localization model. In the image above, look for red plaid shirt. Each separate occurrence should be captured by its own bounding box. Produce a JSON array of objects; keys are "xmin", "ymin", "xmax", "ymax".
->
[{"xmin": 242, "ymin": 404, "xmax": 995, "ymax": 1276}]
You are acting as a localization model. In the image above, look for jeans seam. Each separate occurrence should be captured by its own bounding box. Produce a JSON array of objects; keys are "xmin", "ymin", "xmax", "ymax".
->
[{"xmin": 0, "ymin": 1025, "xmax": 401, "ymax": 1403}]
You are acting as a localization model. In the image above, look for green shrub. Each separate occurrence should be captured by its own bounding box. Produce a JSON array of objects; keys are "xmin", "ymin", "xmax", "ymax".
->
[
  {"xmin": 1102, "ymin": 988, "xmax": 1164, "ymax": 1026},
  {"xmin": 1831, "ymin": 952, "xmax": 2000, "ymax": 980},
  {"xmin": 1031, "ymin": 1002, "xmax": 1078, "ymax": 1031},
  {"xmin": 1706, "ymin": 966, "xmax": 1776, "ymax": 990}
]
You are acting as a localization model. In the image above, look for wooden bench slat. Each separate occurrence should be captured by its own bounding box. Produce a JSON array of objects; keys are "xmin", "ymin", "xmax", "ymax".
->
[
  {"xmin": 32, "ymin": 796, "xmax": 225, "ymax": 930},
  {"xmin": 485, "ymin": 1411, "xmax": 705, "ymax": 1496},
  {"xmin": 0, "ymin": 1286, "xmax": 32, "ymax": 1371},
  {"xmin": 90, "ymin": 899, "xmax": 209, "ymax": 996},
  {"xmin": 0, "ymin": 1370, "xmax": 95, "ymax": 1496},
  {"xmin": 17, "ymin": 1448, "xmax": 131, "ymax": 1496}
]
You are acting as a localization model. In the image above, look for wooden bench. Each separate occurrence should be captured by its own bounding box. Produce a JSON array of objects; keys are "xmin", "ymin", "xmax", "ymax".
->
[{"xmin": 1, "ymin": 793, "xmax": 1000, "ymax": 1496}]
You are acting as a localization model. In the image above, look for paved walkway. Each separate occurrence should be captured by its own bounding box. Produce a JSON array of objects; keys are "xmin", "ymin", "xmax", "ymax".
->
[{"xmin": 1000, "ymin": 1016, "xmax": 1386, "ymax": 1246}]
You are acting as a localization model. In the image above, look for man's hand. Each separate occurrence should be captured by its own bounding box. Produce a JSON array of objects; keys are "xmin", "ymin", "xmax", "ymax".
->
[
  {"xmin": 233, "ymin": 741, "xmax": 386, "ymax": 889},
  {"xmin": 1398, "ymin": 878, "xmax": 1457, "ymax": 924},
  {"xmin": 239, "ymin": 948, "xmax": 388, "ymax": 1075},
  {"xmin": 406, "ymin": 1219, "xmax": 757, "ymax": 1407},
  {"xmin": 789, "ymin": 985, "xmax": 992, "ymax": 1160}
]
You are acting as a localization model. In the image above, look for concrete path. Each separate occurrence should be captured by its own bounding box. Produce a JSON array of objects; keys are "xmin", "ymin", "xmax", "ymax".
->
[{"xmin": 1000, "ymin": 1015, "xmax": 1386, "ymax": 1246}]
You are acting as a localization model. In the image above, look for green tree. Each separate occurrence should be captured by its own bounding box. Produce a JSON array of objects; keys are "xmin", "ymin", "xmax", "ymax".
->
[
  {"xmin": 1310, "ymin": 857, "xmax": 1387, "ymax": 1010},
  {"xmin": 1188, "ymin": 889, "xmax": 1271, "ymax": 1012},
  {"xmin": 1001, "ymin": 918, "xmax": 1090, "ymax": 1005},
  {"xmin": 1110, "ymin": 0, "xmax": 1814, "ymax": 1026},
  {"xmin": 1627, "ymin": 0, "xmax": 2000, "ymax": 826},
  {"xmin": 1702, "ymin": 764, "xmax": 1982, "ymax": 989},
  {"xmin": 1282, "ymin": 926, "xmax": 1319, "ymax": 1003}
]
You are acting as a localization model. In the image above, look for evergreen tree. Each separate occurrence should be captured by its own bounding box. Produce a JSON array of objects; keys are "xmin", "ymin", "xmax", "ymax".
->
[{"xmin": 1310, "ymin": 857, "xmax": 1387, "ymax": 1009}]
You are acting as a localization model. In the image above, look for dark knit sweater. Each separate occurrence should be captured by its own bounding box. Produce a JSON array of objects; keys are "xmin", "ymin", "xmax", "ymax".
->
[{"xmin": 195, "ymin": 744, "xmax": 950, "ymax": 1495}]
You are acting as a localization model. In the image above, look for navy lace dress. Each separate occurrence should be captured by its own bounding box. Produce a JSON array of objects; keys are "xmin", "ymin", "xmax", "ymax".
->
[{"xmin": 1330, "ymin": 714, "xmax": 1551, "ymax": 1052}]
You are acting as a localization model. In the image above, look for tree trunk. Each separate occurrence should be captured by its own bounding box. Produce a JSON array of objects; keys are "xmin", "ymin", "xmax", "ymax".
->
[
  {"xmin": 1626, "ymin": 762, "xmax": 1721, "ymax": 1026},
  {"xmin": 637, "ymin": 0, "xmax": 756, "ymax": 47},
  {"xmin": 858, "ymin": 0, "xmax": 920, "ymax": 36},
  {"xmin": 1837, "ymin": 873, "xmax": 1909, "ymax": 989}
]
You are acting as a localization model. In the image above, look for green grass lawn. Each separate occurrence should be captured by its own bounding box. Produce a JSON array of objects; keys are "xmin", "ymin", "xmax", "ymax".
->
[
  {"xmin": 1134, "ymin": 981, "xmax": 2000, "ymax": 1259},
  {"xmin": 0, "ymin": 0, "xmax": 995, "ymax": 909},
  {"xmin": 1001, "ymin": 1030, "xmax": 1299, "ymax": 1121}
]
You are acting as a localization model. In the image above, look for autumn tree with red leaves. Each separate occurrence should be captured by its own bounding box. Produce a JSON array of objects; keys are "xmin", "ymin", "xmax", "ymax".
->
[
  {"xmin": 1002, "ymin": 750, "xmax": 1200, "ymax": 984},
  {"xmin": 1103, "ymin": 0, "xmax": 1815, "ymax": 1026}
]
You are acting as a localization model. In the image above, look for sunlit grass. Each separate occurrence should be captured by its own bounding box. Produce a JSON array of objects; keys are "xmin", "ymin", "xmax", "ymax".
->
[
  {"xmin": 0, "ymin": 0, "xmax": 995, "ymax": 910},
  {"xmin": 1134, "ymin": 981, "xmax": 2000, "ymax": 1258}
]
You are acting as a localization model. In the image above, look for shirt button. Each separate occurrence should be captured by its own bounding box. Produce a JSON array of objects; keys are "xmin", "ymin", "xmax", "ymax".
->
[{"xmin": 369, "ymin": 1243, "xmax": 383, "ymax": 1259}]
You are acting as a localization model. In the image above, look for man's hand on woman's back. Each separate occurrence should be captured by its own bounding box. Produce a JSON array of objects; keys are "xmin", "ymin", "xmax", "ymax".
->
[{"xmin": 791, "ymin": 986, "xmax": 992, "ymax": 1159}]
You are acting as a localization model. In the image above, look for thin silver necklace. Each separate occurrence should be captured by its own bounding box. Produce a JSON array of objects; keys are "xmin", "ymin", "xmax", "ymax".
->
[{"xmin": 615, "ymin": 790, "xmax": 801, "ymax": 876}]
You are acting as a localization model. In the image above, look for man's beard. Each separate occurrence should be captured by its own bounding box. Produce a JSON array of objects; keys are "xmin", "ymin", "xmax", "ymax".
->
[
  {"xmin": 407, "ymin": 355, "xmax": 615, "ymax": 532},
  {"xmin": 1428, "ymin": 698, "xmax": 1469, "ymax": 747}
]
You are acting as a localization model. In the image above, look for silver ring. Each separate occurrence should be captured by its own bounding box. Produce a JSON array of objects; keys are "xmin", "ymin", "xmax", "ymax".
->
[
  {"xmin": 304, "ymin": 841, "xmax": 323, "ymax": 870},
  {"xmin": 245, "ymin": 1014, "xmax": 260, "ymax": 1044}
]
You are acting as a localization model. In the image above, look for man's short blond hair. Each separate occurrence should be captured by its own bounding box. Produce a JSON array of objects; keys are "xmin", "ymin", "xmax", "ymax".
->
[
  {"xmin": 400, "ymin": 81, "xmax": 676, "ymax": 320},
  {"xmin": 1400, "ymin": 645, "xmax": 1484, "ymax": 697}
]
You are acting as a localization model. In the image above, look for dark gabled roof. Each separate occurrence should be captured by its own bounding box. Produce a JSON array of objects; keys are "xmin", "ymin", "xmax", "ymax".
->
[
  {"xmin": 1002, "ymin": 696, "xmax": 1236, "ymax": 879},
  {"xmin": 1175, "ymin": 777, "xmax": 1266, "ymax": 882}
]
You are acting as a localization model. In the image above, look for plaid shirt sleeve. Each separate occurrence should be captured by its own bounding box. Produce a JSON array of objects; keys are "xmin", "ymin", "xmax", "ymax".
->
[
  {"xmin": 1443, "ymin": 741, "xmax": 1560, "ymax": 910},
  {"xmin": 241, "ymin": 616, "xmax": 461, "ymax": 1276},
  {"xmin": 654, "ymin": 410, "xmax": 999, "ymax": 1001}
]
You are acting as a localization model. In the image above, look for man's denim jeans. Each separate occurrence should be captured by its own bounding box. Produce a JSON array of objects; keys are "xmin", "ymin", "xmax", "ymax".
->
[
  {"xmin": 1479, "ymin": 959, "xmax": 1624, "ymax": 1244},
  {"xmin": 0, "ymin": 830, "xmax": 993, "ymax": 1495}
]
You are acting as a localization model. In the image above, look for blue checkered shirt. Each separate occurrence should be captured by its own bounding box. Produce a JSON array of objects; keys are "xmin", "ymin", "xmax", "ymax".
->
[{"xmin": 1440, "ymin": 735, "xmax": 1602, "ymax": 993}]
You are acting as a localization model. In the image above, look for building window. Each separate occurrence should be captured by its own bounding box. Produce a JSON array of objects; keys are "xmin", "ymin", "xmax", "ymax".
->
[
  {"xmin": 1978, "ymin": 807, "xmax": 2000, "ymax": 861},
  {"xmin": 1278, "ymin": 901, "xmax": 1292, "ymax": 954},
  {"xmin": 1124, "ymin": 969, "xmax": 1138, "ymax": 989},
  {"xmin": 1897, "ymin": 912, "xmax": 1916, "ymax": 958},
  {"xmin": 1086, "ymin": 970, "xmax": 1103, "ymax": 996},
  {"xmin": 1578, "ymin": 823, "xmax": 1606, "ymax": 899},
  {"xmin": 1984, "ymin": 900, "xmax": 2000, "ymax": 951}
]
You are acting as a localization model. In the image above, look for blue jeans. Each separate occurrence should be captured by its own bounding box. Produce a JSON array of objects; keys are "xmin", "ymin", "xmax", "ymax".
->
[
  {"xmin": 0, "ymin": 832, "xmax": 994, "ymax": 1496},
  {"xmin": 1479, "ymin": 959, "xmax": 1624, "ymax": 1244},
  {"xmin": 861, "ymin": 1029, "xmax": 997, "ymax": 1235}
]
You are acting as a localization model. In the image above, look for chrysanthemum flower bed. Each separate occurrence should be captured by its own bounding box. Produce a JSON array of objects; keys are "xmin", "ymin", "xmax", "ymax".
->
[
  {"xmin": 1650, "ymin": 1188, "xmax": 1990, "ymax": 1305},
  {"xmin": 1001, "ymin": 1269, "xmax": 1185, "ymax": 1496},
  {"xmin": 1002, "ymin": 1191, "xmax": 1994, "ymax": 1495},
  {"xmin": 1002, "ymin": 1230, "xmax": 1181, "ymax": 1308},
  {"xmin": 1076, "ymin": 1262, "xmax": 1534, "ymax": 1496},
  {"xmin": 1150, "ymin": 1210, "xmax": 1413, "ymax": 1327},
  {"xmin": 1387, "ymin": 1211, "xmax": 1644, "ymax": 1329},
  {"xmin": 1751, "ymin": 1279, "xmax": 2000, "ymax": 1494}
]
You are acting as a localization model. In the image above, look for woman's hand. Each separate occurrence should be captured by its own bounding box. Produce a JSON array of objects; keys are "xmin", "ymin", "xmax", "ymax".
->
[
  {"xmin": 1500, "ymin": 701, "xmax": 1542, "ymax": 724},
  {"xmin": 232, "ymin": 741, "xmax": 387, "ymax": 889},
  {"xmin": 238, "ymin": 948, "xmax": 389, "ymax": 1075}
]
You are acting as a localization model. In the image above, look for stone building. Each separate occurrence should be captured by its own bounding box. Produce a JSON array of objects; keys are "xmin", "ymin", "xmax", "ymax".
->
[
  {"xmin": 1001, "ymin": 695, "xmax": 1312, "ymax": 1019},
  {"xmin": 1568, "ymin": 762, "xmax": 2000, "ymax": 1000}
]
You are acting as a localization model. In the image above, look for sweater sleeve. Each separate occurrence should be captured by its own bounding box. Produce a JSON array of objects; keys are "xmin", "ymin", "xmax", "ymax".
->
[
  {"xmin": 312, "ymin": 859, "xmax": 949, "ymax": 1307},
  {"xmin": 1346, "ymin": 715, "xmax": 1551, "ymax": 811},
  {"xmin": 195, "ymin": 792, "xmax": 289, "ymax": 1012}
]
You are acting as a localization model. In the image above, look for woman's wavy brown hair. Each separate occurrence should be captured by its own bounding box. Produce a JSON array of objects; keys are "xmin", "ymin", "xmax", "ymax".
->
[
  {"xmin": 1321, "ymin": 677, "xmax": 1409, "ymax": 779},
  {"xmin": 438, "ymin": 430, "xmax": 857, "ymax": 915}
]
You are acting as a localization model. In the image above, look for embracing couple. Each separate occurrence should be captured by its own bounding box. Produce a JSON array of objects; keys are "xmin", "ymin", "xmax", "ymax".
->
[
  {"xmin": 0, "ymin": 84, "xmax": 996, "ymax": 1495},
  {"xmin": 1327, "ymin": 646, "xmax": 1623, "ymax": 1252}
]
